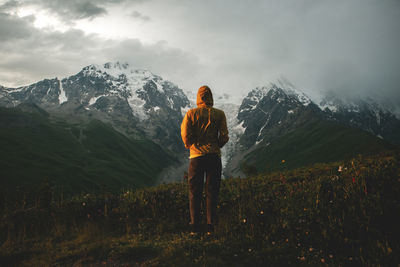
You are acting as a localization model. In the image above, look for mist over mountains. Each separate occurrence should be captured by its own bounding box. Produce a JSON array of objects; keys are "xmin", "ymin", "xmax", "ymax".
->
[{"xmin": 0, "ymin": 62, "xmax": 398, "ymax": 193}]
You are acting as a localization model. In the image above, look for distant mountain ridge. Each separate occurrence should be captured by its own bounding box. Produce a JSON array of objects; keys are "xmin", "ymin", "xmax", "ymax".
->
[
  {"xmin": 0, "ymin": 62, "xmax": 190, "ymax": 153},
  {"xmin": 0, "ymin": 64, "xmax": 399, "ymax": 184},
  {"xmin": 223, "ymin": 80, "xmax": 399, "ymax": 176}
]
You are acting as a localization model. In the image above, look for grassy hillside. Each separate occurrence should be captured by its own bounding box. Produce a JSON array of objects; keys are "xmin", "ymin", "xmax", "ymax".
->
[
  {"xmin": 1, "ymin": 151, "xmax": 399, "ymax": 266},
  {"xmin": 0, "ymin": 107, "xmax": 176, "ymax": 196},
  {"xmin": 242, "ymin": 118, "xmax": 397, "ymax": 175}
]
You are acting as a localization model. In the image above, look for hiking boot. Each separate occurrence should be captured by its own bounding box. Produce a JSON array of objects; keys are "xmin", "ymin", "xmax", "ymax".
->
[
  {"xmin": 189, "ymin": 223, "xmax": 200, "ymax": 237},
  {"xmin": 206, "ymin": 224, "xmax": 214, "ymax": 236},
  {"xmin": 189, "ymin": 231, "xmax": 199, "ymax": 237}
]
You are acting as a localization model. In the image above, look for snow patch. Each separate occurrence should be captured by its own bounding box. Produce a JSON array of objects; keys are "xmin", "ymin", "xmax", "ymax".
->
[
  {"xmin": 319, "ymin": 101, "xmax": 338, "ymax": 112},
  {"xmin": 255, "ymin": 139, "xmax": 263, "ymax": 145},
  {"xmin": 4, "ymin": 87, "xmax": 24, "ymax": 93},
  {"xmin": 128, "ymin": 94, "xmax": 148, "ymax": 121},
  {"xmin": 154, "ymin": 80, "xmax": 164, "ymax": 92},
  {"xmin": 58, "ymin": 80, "xmax": 68, "ymax": 104},
  {"xmin": 89, "ymin": 95, "xmax": 104, "ymax": 105}
]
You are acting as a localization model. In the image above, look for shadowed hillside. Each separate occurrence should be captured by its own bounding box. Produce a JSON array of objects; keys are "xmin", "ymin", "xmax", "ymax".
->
[
  {"xmin": 242, "ymin": 117, "xmax": 397, "ymax": 175},
  {"xmin": 0, "ymin": 106, "xmax": 176, "ymax": 197}
]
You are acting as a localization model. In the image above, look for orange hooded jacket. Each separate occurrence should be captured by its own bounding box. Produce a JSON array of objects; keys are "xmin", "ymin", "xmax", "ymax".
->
[{"xmin": 181, "ymin": 86, "xmax": 229, "ymax": 158}]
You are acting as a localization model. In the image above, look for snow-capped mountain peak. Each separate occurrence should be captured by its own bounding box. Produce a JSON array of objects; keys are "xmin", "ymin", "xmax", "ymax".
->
[
  {"xmin": 239, "ymin": 80, "xmax": 313, "ymax": 115},
  {"xmin": 274, "ymin": 78, "xmax": 312, "ymax": 106},
  {"xmin": 82, "ymin": 62, "xmax": 164, "ymax": 93},
  {"xmin": 0, "ymin": 62, "xmax": 191, "ymax": 153},
  {"xmin": 72, "ymin": 62, "xmax": 191, "ymax": 122}
]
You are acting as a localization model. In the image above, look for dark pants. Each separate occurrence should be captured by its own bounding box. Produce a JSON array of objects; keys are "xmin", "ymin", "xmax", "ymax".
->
[{"xmin": 188, "ymin": 153, "xmax": 222, "ymax": 228}]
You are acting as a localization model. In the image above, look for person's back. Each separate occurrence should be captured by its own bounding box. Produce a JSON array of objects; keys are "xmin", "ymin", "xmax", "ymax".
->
[{"xmin": 181, "ymin": 85, "xmax": 229, "ymax": 235}]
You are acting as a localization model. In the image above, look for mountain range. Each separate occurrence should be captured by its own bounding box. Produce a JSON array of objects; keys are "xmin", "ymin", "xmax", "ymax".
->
[
  {"xmin": 0, "ymin": 62, "xmax": 399, "ymax": 193},
  {"xmin": 224, "ymin": 80, "xmax": 398, "ymax": 176}
]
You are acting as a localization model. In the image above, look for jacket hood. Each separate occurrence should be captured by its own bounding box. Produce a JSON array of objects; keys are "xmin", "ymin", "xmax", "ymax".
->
[{"xmin": 196, "ymin": 85, "xmax": 214, "ymax": 107}]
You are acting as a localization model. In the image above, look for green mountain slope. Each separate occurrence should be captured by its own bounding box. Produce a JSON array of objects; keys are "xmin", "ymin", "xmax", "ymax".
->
[
  {"xmin": 0, "ymin": 106, "xmax": 176, "ymax": 196},
  {"xmin": 242, "ymin": 117, "xmax": 397, "ymax": 174}
]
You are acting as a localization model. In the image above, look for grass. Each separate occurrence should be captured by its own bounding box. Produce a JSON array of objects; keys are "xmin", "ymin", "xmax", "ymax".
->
[{"xmin": 1, "ymin": 150, "xmax": 399, "ymax": 266}]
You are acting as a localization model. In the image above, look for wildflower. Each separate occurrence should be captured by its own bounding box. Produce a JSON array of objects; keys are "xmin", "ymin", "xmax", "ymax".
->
[
  {"xmin": 82, "ymin": 202, "xmax": 86, "ymax": 206},
  {"xmin": 352, "ymin": 177, "xmax": 356, "ymax": 184},
  {"xmin": 309, "ymin": 247, "xmax": 313, "ymax": 252},
  {"xmin": 260, "ymin": 211, "xmax": 264, "ymax": 215},
  {"xmin": 248, "ymin": 248, "xmax": 252, "ymax": 252}
]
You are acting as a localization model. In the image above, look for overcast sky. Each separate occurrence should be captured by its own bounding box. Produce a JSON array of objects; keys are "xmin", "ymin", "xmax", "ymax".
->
[{"xmin": 0, "ymin": 0, "xmax": 399, "ymax": 108}]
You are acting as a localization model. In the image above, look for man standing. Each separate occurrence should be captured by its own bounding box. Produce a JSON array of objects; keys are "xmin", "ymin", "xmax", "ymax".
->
[{"xmin": 181, "ymin": 85, "xmax": 229, "ymax": 235}]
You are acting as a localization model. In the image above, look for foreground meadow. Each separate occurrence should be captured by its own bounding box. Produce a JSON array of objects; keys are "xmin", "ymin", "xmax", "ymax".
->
[{"xmin": 1, "ymin": 151, "xmax": 399, "ymax": 266}]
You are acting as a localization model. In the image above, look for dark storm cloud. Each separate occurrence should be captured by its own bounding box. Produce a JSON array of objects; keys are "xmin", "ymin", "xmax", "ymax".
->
[
  {"xmin": 31, "ymin": 0, "xmax": 148, "ymax": 21},
  {"xmin": 35, "ymin": 0, "xmax": 108, "ymax": 20}
]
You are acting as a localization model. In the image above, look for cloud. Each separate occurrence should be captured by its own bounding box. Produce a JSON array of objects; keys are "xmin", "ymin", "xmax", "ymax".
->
[
  {"xmin": 145, "ymin": 0, "xmax": 400, "ymax": 107},
  {"xmin": 129, "ymin": 10, "xmax": 150, "ymax": 22},
  {"xmin": 30, "ymin": 0, "xmax": 148, "ymax": 21},
  {"xmin": 0, "ymin": 0, "xmax": 20, "ymax": 12},
  {"xmin": 0, "ymin": 0, "xmax": 399, "ymax": 110},
  {"xmin": 34, "ymin": 0, "xmax": 107, "ymax": 20},
  {"xmin": 0, "ymin": 12, "xmax": 34, "ymax": 40},
  {"xmin": 0, "ymin": 11, "xmax": 201, "ymax": 88}
]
